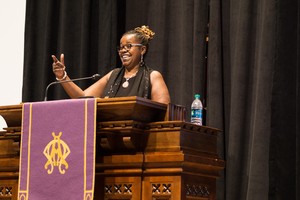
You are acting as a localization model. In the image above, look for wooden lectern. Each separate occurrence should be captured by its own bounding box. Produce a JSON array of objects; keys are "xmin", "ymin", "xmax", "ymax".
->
[{"xmin": 0, "ymin": 97, "xmax": 224, "ymax": 200}]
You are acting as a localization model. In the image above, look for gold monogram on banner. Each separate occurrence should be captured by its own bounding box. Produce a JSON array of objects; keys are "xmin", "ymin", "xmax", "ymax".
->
[{"xmin": 43, "ymin": 132, "xmax": 71, "ymax": 175}]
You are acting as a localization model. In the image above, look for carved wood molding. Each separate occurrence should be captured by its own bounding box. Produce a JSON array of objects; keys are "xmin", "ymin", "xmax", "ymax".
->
[
  {"xmin": 104, "ymin": 183, "xmax": 133, "ymax": 200},
  {"xmin": 0, "ymin": 127, "xmax": 21, "ymax": 142},
  {"xmin": 146, "ymin": 121, "xmax": 221, "ymax": 136},
  {"xmin": 0, "ymin": 184, "xmax": 14, "ymax": 199},
  {"xmin": 152, "ymin": 182, "xmax": 172, "ymax": 199},
  {"xmin": 185, "ymin": 184, "xmax": 210, "ymax": 199}
]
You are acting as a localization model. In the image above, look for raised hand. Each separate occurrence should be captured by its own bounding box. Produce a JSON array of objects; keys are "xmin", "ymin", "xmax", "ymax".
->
[{"xmin": 52, "ymin": 54, "xmax": 67, "ymax": 80}]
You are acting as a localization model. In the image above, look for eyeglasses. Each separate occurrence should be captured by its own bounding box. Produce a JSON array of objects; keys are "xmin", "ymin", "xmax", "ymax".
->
[{"xmin": 117, "ymin": 44, "xmax": 143, "ymax": 52}]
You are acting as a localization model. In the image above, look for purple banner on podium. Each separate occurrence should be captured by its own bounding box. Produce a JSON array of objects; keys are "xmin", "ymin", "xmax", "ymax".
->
[{"xmin": 18, "ymin": 98, "xmax": 97, "ymax": 200}]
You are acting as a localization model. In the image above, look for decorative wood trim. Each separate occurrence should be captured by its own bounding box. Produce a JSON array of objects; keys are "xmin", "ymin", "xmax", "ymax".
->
[{"xmin": 0, "ymin": 182, "xmax": 17, "ymax": 200}]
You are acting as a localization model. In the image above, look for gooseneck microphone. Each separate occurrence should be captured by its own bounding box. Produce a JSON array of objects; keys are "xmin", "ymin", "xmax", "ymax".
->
[{"xmin": 44, "ymin": 74, "xmax": 101, "ymax": 101}]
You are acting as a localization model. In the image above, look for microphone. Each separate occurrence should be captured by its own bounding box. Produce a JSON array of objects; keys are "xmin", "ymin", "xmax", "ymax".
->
[{"xmin": 44, "ymin": 74, "xmax": 101, "ymax": 101}]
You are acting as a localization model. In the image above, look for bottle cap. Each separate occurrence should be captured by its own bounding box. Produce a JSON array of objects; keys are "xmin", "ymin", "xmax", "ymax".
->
[{"xmin": 195, "ymin": 94, "xmax": 200, "ymax": 99}]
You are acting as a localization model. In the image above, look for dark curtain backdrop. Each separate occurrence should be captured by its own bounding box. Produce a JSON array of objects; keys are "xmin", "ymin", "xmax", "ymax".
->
[{"xmin": 22, "ymin": 0, "xmax": 300, "ymax": 199}]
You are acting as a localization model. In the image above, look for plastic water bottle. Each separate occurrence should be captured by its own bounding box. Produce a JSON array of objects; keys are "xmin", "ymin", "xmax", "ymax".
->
[{"xmin": 191, "ymin": 94, "xmax": 203, "ymax": 125}]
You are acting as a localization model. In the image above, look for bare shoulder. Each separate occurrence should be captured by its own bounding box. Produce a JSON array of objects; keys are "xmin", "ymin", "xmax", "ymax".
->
[
  {"xmin": 150, "ymin": 70, "xmax": 163, "ymax": 79},
  {"xmin": 149, "ymin": 70, "xmax": 171, "ymax": 104},
  {"xmin": 103, "ymin": 69, "xmax": 114, "ymax": 81}
]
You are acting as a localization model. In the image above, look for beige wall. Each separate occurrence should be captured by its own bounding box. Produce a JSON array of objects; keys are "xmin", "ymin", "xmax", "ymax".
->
[{"xmin": 0, "ymin": 1, "xmax": 26, "ymax": 130}]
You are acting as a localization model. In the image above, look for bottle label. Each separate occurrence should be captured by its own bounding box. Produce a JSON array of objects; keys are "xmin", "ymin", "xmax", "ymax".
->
[{"xmin": 191, "ymin": 109, "xmax": 202, "ymax": 118}]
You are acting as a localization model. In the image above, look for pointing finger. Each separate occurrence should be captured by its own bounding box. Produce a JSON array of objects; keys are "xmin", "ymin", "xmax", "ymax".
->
[{"xmin": 52, "ymin": 55, "xmax": 58, "ymax": 63}]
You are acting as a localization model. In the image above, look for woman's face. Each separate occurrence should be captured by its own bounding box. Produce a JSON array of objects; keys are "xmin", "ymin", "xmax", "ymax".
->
[{"xmin": 118, "ymin": 34, "xmax": 146, "ymax": 68}]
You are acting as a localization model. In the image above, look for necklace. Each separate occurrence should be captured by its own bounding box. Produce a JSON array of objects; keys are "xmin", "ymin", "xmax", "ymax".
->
[{"xmin": 122, "ymin": 71, "xmax": 138, "ymax": 88}]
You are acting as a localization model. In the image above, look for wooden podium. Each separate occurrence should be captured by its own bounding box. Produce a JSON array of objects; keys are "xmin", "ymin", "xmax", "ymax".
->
[{"xmin": 0, "ymin": 97, "xmax": 224, "ymax": 200}]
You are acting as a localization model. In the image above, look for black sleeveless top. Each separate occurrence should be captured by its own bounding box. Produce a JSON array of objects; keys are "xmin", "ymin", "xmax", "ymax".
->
[{"xmin": 102, "ymin": 65, "xmax": 153, "ymax": 99}]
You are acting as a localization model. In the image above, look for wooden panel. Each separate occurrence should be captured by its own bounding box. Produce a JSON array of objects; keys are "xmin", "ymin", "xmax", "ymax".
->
[
  {"xmin": 143, "ymin": 176, "xmax": 181, "ymax": 200},
  {"xmin": 145, "ymin": 121, "xmax": 221, "ymax": 156},
  {"xmin": 183, "ymin": 174, "xmax": 216, "ymax": 200},
  {"xmin": 0, "ymin": 139, "xmax": 19, "ymax": 200},
  {"xmin": 97, "ymin": 120, "xmax": 147, "ymax": 153},
  {"xmin": 0, "ymin": 180, "xmax": 18, "ymax": 200},
  {"xmin": 0, "ymin": 105, "xmax": 22, "ymax": 127},
  {"xmin": 103, "ymin": 176, "xmax": 141, "ymax": 200}
]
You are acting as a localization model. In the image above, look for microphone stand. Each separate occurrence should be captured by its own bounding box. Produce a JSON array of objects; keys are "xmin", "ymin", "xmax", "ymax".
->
[{"xmin": 44, "ymin": 74, "xmax": 101, "ymax": 101}]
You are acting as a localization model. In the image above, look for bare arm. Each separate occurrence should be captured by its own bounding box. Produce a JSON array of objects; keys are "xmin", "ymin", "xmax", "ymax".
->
[
  {"xmin": 82, "ymin": 71, "xmax": 112, "ymax": 97},
  {"xmin": 150, "ymin": 71, "xmax": 171, "ymax": 104},
  {"xmin": 52, "ymin": 54, "xmax": 111, "ymax": 98}
]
